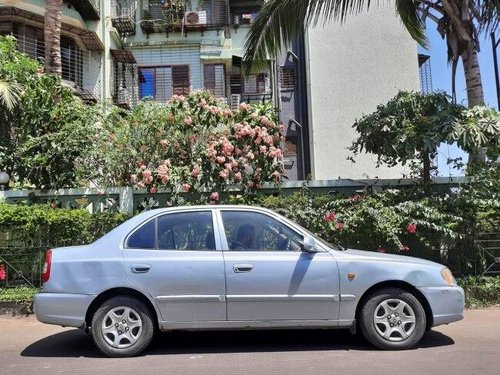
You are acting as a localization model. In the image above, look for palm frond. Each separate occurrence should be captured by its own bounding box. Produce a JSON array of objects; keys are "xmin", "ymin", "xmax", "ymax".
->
[
  {"xmin": 243, "ymin": 0, "xmax": 374, "ymax": 74},
  {"xmin": 396, "ymin": 0, "xmax": 427, "ymax": 47},
  {"xmin": 0, "ymin": 81, "xmax": 21, "ymax": 112},
  {"xmin": 243, "ymin": 0, "xmax": 428, "ymax": 73},
  {"xmin": 476, "ymin": 0, "xmax": 500, "ymax": 34}
]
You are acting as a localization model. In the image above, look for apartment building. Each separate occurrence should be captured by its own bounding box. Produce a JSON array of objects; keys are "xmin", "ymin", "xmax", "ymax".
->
[{"xmin": 0, "ymin": 0, "xmax": 423, "ymax": 181}]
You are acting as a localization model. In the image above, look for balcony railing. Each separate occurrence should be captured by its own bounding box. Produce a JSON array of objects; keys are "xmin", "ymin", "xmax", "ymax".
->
[
  {"xmin": 111, "ymin": 0, "xmax": 137, "ymax": 36},
  {"xmin": 140, "ymin": 0, "xmax": 229, "ymax": 35},
  {"xmin": 65, "ymin": 0, "xmax": 101, "ymax": 21}
]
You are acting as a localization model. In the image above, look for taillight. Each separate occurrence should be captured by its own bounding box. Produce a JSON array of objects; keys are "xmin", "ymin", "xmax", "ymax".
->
[{"xmin": 42, "ymin": 249, "xmax": 52, "ymax": 283}]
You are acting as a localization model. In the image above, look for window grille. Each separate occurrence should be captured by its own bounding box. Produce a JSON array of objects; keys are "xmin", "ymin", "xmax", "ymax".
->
[
  {"xmin": 4, "ymin": 22, "xmax": 101, "ymax": 100},
  {"xmin": 113, "ymin": 61, "xmax": 137, "ymax": 108},
  {"xmin": 280, "ymin": 67, "xmax": 295, "ymax": 91},
  {"xmin": 61, "ymin": 37, "xmax": 84, "ymax": 87},
  {"xmin": 172, "ymin": 65, "xmax": 190, "ymax": 95},
  {"xmin": 138, "ymin": 65, "xmax": 190, "ymax": 101},
  {"xmin": 418, "ymin": 54, "xmax": 433, "ymax": 95},
  {"xmin": 230, "ymin": 71, "xmax": 269, "ymax": 94},
  {"xmin": 203, "ymin": 64, "xmax": 226, "ymax": 97}
]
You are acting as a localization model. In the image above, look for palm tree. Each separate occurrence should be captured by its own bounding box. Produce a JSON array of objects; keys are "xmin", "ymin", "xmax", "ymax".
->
[
  {"xmin": 244, "ymin": 1, "xmax": 500, "ymax": 163},
  {"xmin": 44, "ymin": 0, "xmax": 63, "ymax": 76},
  {"xmin": 0, "ymin": 80, "xmax": 21, "ymax": 156},
  {"xmin": 0, "ymin": 81, "xmax": 21, "ymax": 112}
]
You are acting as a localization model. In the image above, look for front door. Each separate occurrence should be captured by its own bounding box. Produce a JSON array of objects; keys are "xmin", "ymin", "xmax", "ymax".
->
[
  {"xmin": 123, "ymin": 210, "xmax": 226, "ymax": 323},
  {"xmin": 219, "ymin": 209, "xmax": 340, "ymax": 321}
]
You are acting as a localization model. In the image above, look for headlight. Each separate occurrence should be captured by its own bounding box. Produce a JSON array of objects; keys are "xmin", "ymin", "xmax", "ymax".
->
[{"xmin": 441, "ymin": 267, "xmax": 455, "ymax": 286}]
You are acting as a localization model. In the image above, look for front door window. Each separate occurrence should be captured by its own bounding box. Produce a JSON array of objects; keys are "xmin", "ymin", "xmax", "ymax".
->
[{"xmin": 221, "ymin": 211, "xmax": 303, "ymax": 251}]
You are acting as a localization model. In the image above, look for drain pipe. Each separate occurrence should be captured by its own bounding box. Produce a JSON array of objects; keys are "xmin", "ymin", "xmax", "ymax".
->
[{"xmin": 101, "ymin": 0, "xmax": 107, "ymax": 102}]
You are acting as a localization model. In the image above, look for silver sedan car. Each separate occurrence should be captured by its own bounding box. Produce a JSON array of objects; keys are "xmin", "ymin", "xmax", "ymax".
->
[{"xmin": 34, "ymin": 205, "xmax": 464, "ymax": 357}]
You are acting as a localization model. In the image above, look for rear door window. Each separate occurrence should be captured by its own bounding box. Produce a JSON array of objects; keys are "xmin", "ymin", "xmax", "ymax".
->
[{"xmin": 126, "ymin": 211, "xmax": 216, "ymax": 250}]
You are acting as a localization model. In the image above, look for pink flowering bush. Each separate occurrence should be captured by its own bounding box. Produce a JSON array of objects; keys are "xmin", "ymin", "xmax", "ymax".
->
[{"xmin": 83, "ymin": 92, "xmax": 284, "ymax": 198}]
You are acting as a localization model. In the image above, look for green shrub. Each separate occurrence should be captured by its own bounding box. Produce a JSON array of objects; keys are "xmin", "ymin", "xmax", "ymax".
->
[
  {"xmin": 81, "ymin": 92, "xmax": 284, "ymax": 198},
  {"xmin": 458, "ymin": 276, "xmax": 500, "ymax": 308},
  {"xmin": 0, "ymin": 286, "xmax": 38, "ymax": 303}
]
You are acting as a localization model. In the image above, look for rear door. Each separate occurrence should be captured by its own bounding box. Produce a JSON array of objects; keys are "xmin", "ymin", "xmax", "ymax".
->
[{"xmin": 123, "ymin": 210, "xmax": 226, "ymax": 323}]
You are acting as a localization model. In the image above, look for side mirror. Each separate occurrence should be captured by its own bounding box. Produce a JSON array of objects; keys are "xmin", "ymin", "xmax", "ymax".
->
[{"xmin": 302, "ymin": 236, "xmax": 317, "ymax": 253}]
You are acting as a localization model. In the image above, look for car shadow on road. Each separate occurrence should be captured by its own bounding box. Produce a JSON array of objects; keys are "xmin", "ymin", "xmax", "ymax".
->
[{"xmin": 21, "ymin": 329, "xmax": 455, "ymax": 358}]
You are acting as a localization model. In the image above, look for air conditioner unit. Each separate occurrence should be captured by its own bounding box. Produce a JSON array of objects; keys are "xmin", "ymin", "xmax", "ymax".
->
[
  {"xmin": 184, "ymin": 11, "xmax": 207, "ymax": 27},
  {"xmin": 117, "ymin": 87, "xmax": 131, "ymax": 106}
]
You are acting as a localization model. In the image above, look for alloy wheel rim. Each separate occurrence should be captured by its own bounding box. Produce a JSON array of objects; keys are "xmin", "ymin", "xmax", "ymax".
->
[
  {"xmin": 373, "ymin": 298, "xmax": 416, "ymax": 342},
  {"xmin": 101, "ymin": 306, "xmax": 143, "ymax": 349}
]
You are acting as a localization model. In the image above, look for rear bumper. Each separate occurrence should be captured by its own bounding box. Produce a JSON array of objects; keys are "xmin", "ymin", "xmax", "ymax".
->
[
  {"xmin": 34, "ymin": 292, "xmax": 96, "ymax": 328},
  {"xmin": 417, "ymin": 286, "xmax": 465, "ymax": 327}
]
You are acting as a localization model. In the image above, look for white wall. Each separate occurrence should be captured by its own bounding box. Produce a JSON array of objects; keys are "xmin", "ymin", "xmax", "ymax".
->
[{"xmin": 306, "ymin": 5, "xmax": 420, "ymax": 180}]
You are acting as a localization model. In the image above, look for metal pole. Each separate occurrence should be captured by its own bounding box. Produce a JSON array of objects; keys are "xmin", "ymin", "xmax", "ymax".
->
[{"xmin": 492, "ymin": 32, "xmax": 500, "ymax": 110}]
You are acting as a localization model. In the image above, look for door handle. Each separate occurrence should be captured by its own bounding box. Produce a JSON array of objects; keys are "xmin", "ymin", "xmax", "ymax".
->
[
  {"xmin": 131, "ymin": 264, "xmax": 151, "ymax": 274},
  {"xmin": 233, "ymin": 264, "xmax": 254, "ymax": 273}
]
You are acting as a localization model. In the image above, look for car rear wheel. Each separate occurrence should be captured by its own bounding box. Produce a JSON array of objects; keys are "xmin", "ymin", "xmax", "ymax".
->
[
  {"xmin": 359, "ymin": 287, "xmax": 426, "ymax": 350},
  {"xmin": 91, "ymin": 296, "xmax": 154, "ymax": 357}
]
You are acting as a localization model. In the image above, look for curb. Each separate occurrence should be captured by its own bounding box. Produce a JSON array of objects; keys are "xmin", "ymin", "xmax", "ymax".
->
[{"xmin": 0, "ymin": 301, "xmax": 33, "ymax": 316}]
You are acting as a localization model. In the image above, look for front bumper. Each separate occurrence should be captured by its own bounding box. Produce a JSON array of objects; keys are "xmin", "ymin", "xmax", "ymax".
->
[
  {"xmin": 417, "ymin": 285, "xmax": 464, "ymax": 327},
  {"xmin": 34, "ymin": 292, "xmax": 96, "ymax": 328}
]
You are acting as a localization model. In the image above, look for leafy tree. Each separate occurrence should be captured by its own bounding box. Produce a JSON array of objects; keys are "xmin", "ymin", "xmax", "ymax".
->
[
  {"xmin": 0, "ymin": 36, "xmax": 96, "ymax": 189},
  {"xmin": 244, "ymin": 0, "xmax": 500, "ymax": 163},
  {"xmin": 349, "ymin": 91, "xmax": 500, "ymax": 182},
  {"xmin": 0, "ymin": 36, "xmax": 40, "ymax": 173},
  {"xmin": 11, "ymin": 74, "xmax": 96, "ymax": 189}
]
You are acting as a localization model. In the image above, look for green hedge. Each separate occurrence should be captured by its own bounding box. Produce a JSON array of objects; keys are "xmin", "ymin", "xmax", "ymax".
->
[
  {"xmin": 0, "ymin": 203, "xmax": 130, "ymax": 246},
  {"xmin": 1, "ymin": 183, "xmax": 499, "ymax": 276}
]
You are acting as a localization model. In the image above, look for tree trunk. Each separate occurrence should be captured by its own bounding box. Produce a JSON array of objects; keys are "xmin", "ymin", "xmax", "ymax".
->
[
  {"xmin": 462, "ymin": 49, "xmax": 486, "ymax": 165},
  {"xmin": 462, "ymin": 49, "xmax": 484, "ymax": 106},
  {"xmin": 422, "ymin": 152, "xmax": 431, "ymax": 194},
  {"xmin": 44, "ymin": 0, "xmax": 63, "ymax": 76}
]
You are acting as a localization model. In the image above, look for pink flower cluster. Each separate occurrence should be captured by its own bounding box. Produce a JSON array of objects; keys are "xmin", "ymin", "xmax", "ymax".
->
[
  {"xmin": 0, "ymin": 264, "xmax": 5, "ymax": 281},
  {"xmin": 129, "ymin": 92, "xmax": 284, "ymax": 195},
  {"xmin": 406, "ymin": 223, "xmax": 417, "ymax": 234}
]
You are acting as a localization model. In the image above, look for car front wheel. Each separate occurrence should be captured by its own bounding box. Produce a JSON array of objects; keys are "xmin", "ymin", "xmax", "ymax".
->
[
  {"xmin": 359, "ymin": 287, "xmax": 426, "ymax": 350},
  {"xmin": 91, "ymin": 296, "xmax": 154, "ymax": 357}
]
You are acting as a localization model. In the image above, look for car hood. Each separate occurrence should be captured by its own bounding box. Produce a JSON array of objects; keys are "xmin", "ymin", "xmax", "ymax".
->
[{"xmin": 340, "ymin": 248, "xmax": 443, "ymax": 268}]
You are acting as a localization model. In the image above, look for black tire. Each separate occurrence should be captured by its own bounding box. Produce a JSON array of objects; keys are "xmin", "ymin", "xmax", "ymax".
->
[
  {"xmin": 358, "ymin": 287, "xmax": 426, "ymax": 350},
  {"xmin": 91, "ymin": 296, "xmax": 155, "ymax": 357}
]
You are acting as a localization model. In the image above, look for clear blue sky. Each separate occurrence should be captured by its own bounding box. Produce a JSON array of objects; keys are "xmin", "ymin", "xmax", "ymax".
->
[{"xmin": 421, "ymin": 21, "xmax": 499, "ymax": 176}]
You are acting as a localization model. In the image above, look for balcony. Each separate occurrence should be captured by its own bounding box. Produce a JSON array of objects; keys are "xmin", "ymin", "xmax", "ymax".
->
[
  {"xmin": 111, "ymin": 0, "xmax": 137, "ymax": 36},
  {"xmin": 65, "ymin": 0, "xmax": 101, "ymax": 21},
  {"xmin": 140, "ymin": 0, "xmax": 229, "ymax": 36}
]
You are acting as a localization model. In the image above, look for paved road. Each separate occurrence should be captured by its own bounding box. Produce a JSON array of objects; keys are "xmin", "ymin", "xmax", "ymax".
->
[{"xmin": 1, "ymin": 309, "xmax": 499, "ymax": 375}]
